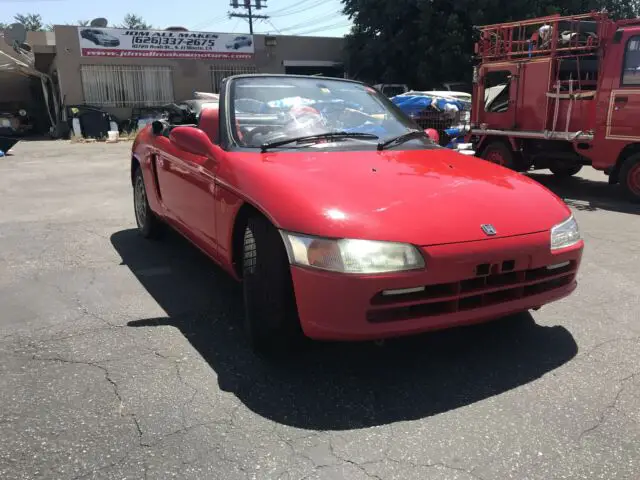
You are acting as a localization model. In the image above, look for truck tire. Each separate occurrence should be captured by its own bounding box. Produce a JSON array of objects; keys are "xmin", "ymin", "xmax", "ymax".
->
[
  {"xmin": 619, "ymin": 154, "xmax": 640, "ymax": 203},
  {"xmin": 550, "ymin": 165, "xmax": 583, "ymax": 177},
  {"xmin": 481, "ymin": 142, "xmax": 516, "ymax": 170},
  {"xmin": 242, "ymin": 215, "xmax": 305, "ymax": 355}
]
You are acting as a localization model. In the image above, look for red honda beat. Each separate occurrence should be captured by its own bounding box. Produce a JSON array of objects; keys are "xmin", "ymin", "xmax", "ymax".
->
[{"xmin": 130, "ymin": 74, "xmax": 583, "ymax": 353}]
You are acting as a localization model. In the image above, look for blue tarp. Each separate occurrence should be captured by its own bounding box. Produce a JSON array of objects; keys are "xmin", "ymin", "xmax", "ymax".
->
[{"xmin": 391, "ymin": 94, "xmax": 467, "ymax": 116}]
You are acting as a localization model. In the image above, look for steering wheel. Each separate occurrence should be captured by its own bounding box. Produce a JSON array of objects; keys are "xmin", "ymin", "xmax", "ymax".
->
[{"xmin": 243, "ymin": 125, "xmax": 279, "ymax": 146}]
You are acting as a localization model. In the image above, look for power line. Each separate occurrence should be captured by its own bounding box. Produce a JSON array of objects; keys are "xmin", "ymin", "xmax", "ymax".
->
[
  {"xmin": 278, "ymin": 14, "xmax": 345, "ymax": 33},
  {"xmin": 192, "ymin": 14, "xmax": 229, "ymax": 30},
  {"xmin": 265, "ymin": 19, "xmax": 282, "ymax": 33},
  {"xmin": 267, "ymin": 0, "xmax": 318, "ymax": 16},
  {"xmin": 269, "ymin": 0, "xmax": 326, "ymax": 17},
  {"xmin": 294, "ymin": 20, "xmax": 350, "ymax": 35}
]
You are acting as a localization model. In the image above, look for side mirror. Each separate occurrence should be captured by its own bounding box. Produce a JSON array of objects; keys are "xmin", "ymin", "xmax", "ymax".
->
[
  {"xmin": 169, "ymin": 126, "xmax": 220, "ymax": 159},
  {"xmin": 151, "ymin": 120, "xmax": 164, "ymax": 136}
]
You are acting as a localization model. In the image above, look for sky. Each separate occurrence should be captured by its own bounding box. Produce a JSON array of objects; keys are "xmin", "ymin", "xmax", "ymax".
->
[{"xmin": 1, "ymin": 0, "xmax": 352, "ymax": 36}]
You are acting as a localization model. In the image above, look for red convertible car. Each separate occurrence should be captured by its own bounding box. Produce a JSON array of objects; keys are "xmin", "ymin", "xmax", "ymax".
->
[{"xmin": 131, "ymin": 74, "xmax": 583, "ymax": 353}]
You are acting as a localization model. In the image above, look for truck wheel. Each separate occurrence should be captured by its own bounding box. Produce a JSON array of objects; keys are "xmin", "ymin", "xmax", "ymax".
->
[
  {"xmin": 550, "ymin": 165, "xmax": 582, "ymax": 177},
  {"xmin": 481, "ymin": 142, "xmax": 516, "ymax": 170},
  {"xmin": 620, "ymin": 154, "xmax": 640, "ymax": 203},
  {"xmin": 242, "ymin": 215, "xmax": 304, "ymax": 355}
]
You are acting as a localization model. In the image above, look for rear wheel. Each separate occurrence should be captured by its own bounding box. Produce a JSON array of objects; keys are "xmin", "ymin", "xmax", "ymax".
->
[
  {"xmin": 620, "ymin": 153, "xmax": 640, "ymax": 203},
  {"xmin": 481, "ymin": 142, "xmax": 516, "ymax": 170},
  {"xmin": 550, "ymin": 164, "xmax": 583, "ymax": 177},
  {"xmin": 242, "ymin": 215, "xmax": 304, "ymax": 355},
  {"xmin": 133, "ymin": 167, "xmax": 162, "ymax": 238}
]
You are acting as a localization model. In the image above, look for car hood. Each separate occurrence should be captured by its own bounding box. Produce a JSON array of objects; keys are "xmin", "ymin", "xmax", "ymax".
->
[{"xmin": 226, "ymin": 147, "xmax": 571, "ymax": 246}]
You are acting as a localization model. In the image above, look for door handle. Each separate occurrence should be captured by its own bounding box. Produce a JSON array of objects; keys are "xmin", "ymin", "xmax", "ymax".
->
[{"xmin": 615, "ymin": 96, "xmax": 628, "ymax": 104}]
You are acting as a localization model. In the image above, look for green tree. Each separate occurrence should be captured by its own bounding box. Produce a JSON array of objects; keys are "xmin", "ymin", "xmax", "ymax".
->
[
  {"xmin": 13, "ymin": 13, "xmax": 46, "ymax": 31},
  {"xmin": 118, "ymin": 13, "xmax": 152, "ymax": 30},
  {"xmin": 342, "ymin": 0, "xmax": 640, "ymax": 88}
]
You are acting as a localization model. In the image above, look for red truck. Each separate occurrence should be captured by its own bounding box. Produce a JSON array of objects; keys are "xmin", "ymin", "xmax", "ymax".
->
[{"xmin": 468, "ymin": 11, "xmax": 640, "ymax": 202}]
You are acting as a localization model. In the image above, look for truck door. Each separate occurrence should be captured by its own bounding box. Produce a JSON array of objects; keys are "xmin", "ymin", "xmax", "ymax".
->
[
  {"xmin": 607, "ymin": 31, "xmax": 640, "ymax": 140},
  {"xmin": 478, "ymin": 65, "xmax": 519, "ymax": 129}
]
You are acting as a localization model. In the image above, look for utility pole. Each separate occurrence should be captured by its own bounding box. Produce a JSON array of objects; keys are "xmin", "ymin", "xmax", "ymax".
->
[{"xmin": 229, "ymin": 0, "xmax": 269, "ymax": 35}]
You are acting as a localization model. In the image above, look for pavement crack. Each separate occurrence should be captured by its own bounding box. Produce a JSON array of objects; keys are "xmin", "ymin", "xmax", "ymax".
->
[
  {"xmin": 32, "ymin": 355, "xmax": 149, "ymax": 447},
  {"xmin": 327, "ymin": 439, "xmax": 384, "ymax": 480},
  {"xmin": 577, "ymin": 369, "xmax": 640, "ymax": 442},
  {"xmin": 384, "ymin": 455, "xmax": 486, "ymax": 480}
]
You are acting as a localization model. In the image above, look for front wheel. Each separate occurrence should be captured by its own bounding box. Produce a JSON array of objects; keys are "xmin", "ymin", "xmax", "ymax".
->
[
  {"xmin": 242, "ymin": 216, "xmax": 304, "ymax": 355},
  {"xmin": 550, "ymin": 164, "xmax": 582, "ymax": 177},
  {"xmin": 620, "ymin": 154, "xmax": 640, "ymax": 203}
]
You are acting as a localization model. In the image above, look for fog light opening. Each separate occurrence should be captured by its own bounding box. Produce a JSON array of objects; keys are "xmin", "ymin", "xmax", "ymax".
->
[
  {"xmin": 381, "ymin": 286, "xmax": 426, "ymax": 296},
  {"xmin": 546, "ymin": 261, "xmax": 570, "ymax": 271}
]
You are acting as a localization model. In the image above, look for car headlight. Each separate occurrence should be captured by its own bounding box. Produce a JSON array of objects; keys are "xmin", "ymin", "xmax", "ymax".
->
[
  {"xmin": 550, "ymin": 215, "xmax": 581, "ymax": 250},
  {"xmin": 281, "ymin": 232, "xmax": 425, "ymax": 274}
]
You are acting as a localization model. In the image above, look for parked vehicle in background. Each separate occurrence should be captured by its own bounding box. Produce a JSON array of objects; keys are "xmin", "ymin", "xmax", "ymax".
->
[
  {"xmin": 130, "ymin": 74, "xmax": 583, "ymax": 354},
  {"xmin": 468, "ymin": 11, "xmax": 640, "ymax": 202},
  {"xmin": 0, "ymin": 106, "xmax": 33, "ymax": 137},
  {"xmin": 437, "ymin": 81, "xmax": 473, "ymax": 94},
  {"xmin": 374, "ymin": 83, "xmax": 409, "ymax": 97}
]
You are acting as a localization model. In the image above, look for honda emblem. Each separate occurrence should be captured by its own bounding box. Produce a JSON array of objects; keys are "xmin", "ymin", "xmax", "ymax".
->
[{"xmin": 481, "ymin": 224, "xmax": 497, "ymax": 236}]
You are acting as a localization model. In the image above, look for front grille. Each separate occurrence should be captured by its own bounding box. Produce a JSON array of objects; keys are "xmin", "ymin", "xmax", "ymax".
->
[{"xmin": 367, "ymin": 260, "xmax": 577, "ymax": 324}]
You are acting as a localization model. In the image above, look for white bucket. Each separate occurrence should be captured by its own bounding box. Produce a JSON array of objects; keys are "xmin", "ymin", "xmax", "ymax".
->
[{"xmin": 107, "ymin": 130, "xmax": 119, "ymax": 143}]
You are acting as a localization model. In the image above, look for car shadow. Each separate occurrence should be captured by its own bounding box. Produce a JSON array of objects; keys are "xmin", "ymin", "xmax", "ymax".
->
[
  {"xmin": 112, "ymin": 228, "xmax": 578, "ymax": 431},
  {"xmin": 528, "ymin": 172, "xmax": 640, "ymax": 215}
]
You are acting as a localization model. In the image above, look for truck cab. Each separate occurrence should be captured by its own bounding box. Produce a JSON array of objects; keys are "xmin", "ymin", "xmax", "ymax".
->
[{"xmin": 469, "ymin": 12, "xmax": 640, "ymax": 202}]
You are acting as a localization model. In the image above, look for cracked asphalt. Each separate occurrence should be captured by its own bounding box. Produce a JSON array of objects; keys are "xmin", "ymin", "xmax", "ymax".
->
[{"xmin": 1, "ymin": 140, "xmax": 639, "ymax": 480}]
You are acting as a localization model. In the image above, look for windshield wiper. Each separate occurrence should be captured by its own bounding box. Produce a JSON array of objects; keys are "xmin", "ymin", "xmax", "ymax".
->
[
  {"xmin": 377, "ymin": 130, "xmax": 426, "ymax": 151},
  {"xmin": 260, "ymin": 132, "xmax": 379, "ymax": 152}
]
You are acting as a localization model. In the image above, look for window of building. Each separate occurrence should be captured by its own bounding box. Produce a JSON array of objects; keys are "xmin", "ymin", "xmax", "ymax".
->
[
  {"xmin": 622, "ymin": 36, "xmax": 640, "ymax": 86},
  {"xmin": 483, "ymin": 70, "xmax": 511, "ymax": 113},
  {"xmin": 80, "ymin": 65, "xmax": 174, "ymax": 107},
  {"xmin": 210, "ymin": 64, "xmax": 257, "ymax": 94}
]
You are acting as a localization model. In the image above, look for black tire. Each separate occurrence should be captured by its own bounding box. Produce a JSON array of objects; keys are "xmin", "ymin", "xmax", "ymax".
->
[
  {"xmin": 550, "ymin": 164, "xmax": 582, "ymax": 177},
  {"xmin": 242, "ymin": 215, "xmax": 304, "ymax": 355},
  {"xmin": 133, "ymin": 167, "xmax": 162, "ymax": 239},
  {"xmin": 481, "ymin": 141, "xmax": 517, "ymax": 170},
  {"xmin": 619, "ymin": 153, "xmax": 640, "ymax": 203},
  {"xmin": 234, "ymin": 43, "xmax": 239, "ymax": 49}
]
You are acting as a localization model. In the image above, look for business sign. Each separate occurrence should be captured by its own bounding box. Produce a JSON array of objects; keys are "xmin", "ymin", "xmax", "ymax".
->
[{"xmin": 78, "ymin": 27, "xmax": 254, "ymax": 59}]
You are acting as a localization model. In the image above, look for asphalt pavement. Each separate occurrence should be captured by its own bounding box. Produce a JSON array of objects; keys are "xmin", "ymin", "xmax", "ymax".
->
[{"xmin": 1, "ymin": 140, "xmax": 639, "ymax": 480}]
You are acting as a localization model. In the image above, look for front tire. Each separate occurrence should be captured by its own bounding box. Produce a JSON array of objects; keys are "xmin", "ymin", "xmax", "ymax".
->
[
  {"xmin": 550, "ymin": 164, "xmax": 582, "ymax": 177},
  {"xmin": 242, "ymin": 216, "xmax": 304, "ymax": 354},
  {"xmin": 133, "ymin": 167, "xmax": 162, "ymax": 239},
  {"xmin": 619, "ymin": 153, "xmax": 640, "ymax": 203}
]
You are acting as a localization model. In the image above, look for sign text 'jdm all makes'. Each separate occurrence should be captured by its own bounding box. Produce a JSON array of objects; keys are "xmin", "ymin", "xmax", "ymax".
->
[{"xmin": 77, "ymin": 27, "xmax": 254, "ymax": 59}]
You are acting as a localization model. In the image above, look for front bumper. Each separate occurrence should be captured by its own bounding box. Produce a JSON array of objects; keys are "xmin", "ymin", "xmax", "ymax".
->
[{"xmin": 290, "ymin": 231, "xmax": 583, "ymax": 341}]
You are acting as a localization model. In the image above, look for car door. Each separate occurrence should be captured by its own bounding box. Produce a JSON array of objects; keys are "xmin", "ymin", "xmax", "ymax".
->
[
  {"xmin": 606, "ymin": 30, "xmax": 640, "ymax": 141},
  {"xmin": 155, "ymin": 129, "xmax": 220, "ymax": 258}
]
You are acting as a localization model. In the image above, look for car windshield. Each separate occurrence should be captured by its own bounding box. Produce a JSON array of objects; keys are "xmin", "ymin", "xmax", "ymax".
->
[{"xmin": 229, "ymin": 76, "xmax": 430, "ymax": 151}]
